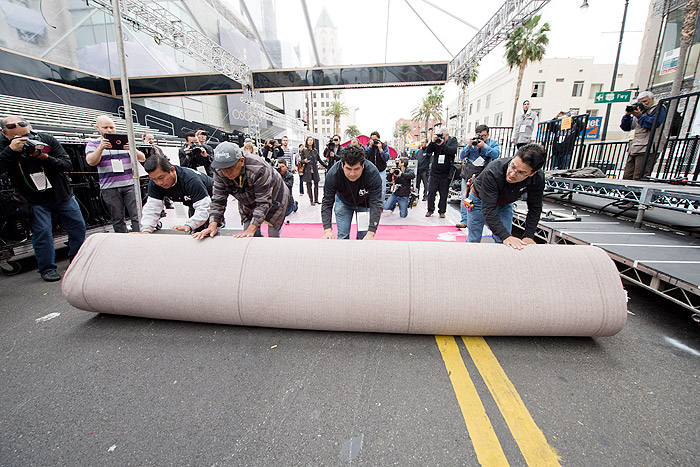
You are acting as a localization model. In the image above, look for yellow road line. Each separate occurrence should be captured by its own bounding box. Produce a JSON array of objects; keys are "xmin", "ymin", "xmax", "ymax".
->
[
  {"xmin": 462, "ymin": 336, "xmax": 561, "ymax": 467},
  {"xmin": 435, "ymin": 335, "xmax": 509, "ymax": 466}
]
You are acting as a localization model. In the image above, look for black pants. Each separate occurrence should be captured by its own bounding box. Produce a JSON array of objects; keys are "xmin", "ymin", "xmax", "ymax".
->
[
  {"xmin": 427, "ymin": 175, "xmax": 450, "ymax": 214},
  {"xmin": 416, "ymin": 170, "xmax": 429, "ymax": 197}
]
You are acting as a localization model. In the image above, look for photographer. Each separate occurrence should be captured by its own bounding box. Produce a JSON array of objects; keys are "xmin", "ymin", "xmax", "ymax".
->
[
  {"xmin": 140, "ymin": 154, "xmax": 214, "ymax": 234},
  {"xmin": 260, "ymin": 139, "xmax": 282, "ymax": 165},
  {"xmin": 457, "ymin": 125, "xmax": 500, "ymax": 228},
  {"xmin": 620, "ymin": 91, "xmax": 667, "ymax": 180},
  {"xmin": 179, "ymin": 131, "xmax": 212, "ymax": 177},
  {"xmin": 0, "ymin": 116, "xmax": 86, "ymax": 282},
  {"xmin": 415, "ymin": 138, "xmax": 430, "ymax": 201},
  {"xmin": 324, "ymin": 134, "xmax": 342, "ymax": 171},
  {"xmin": 425, "ymin": 127, "xmax": 458, "ymax": 218},
  {"xmin": 277, "ymin": 159, "xmax": 298, "ymax": 215},
  {"xmin": 383, "ymin": 158, "xmax": 415, "ymax": 218},
  {"xmin": 365, "ymin": 131, "xmax": 390, "ymax": 199},
  {"xmin": 86, "ymin": 115, "xmax": 146, "ymax": 233},
  {"xmin": 142, "ymin": 133, "xmax": 164, "ymax": 158}
]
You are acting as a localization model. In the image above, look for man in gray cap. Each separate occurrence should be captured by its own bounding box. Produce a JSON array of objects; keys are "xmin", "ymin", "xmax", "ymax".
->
[
  {"xmin": 620, "ymin": 90, "xmax": 667, "ymax": 180},
  {"xmin": 193, "ymin": 142, "xmax": 291, "ymax": 239}
]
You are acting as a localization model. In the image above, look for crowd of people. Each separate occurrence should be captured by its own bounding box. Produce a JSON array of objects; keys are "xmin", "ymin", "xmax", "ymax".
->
[{"xmin": 8, "ymin": 103, "xmax": 617, "ymax": 282}]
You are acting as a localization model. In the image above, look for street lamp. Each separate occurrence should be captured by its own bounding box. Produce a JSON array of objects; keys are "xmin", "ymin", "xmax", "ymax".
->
[{"xmin": 590, "ymin": 0, "xmax": 630, "ymax": 141}]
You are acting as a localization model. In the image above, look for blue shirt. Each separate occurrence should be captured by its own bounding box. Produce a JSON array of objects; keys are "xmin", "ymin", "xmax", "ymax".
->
[{"xmin": 459, "ymin": 138, "xmax": 501, "ymax": 164}]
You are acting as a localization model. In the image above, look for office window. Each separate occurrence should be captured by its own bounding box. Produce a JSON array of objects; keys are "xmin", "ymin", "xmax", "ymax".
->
[
  {"xmin": 474, "ymin": 120, "xmax": 479, "ymax": 128},
  {"xmin": 484, "ymin": 116, "xmax": 489, "ymax": 125},
  {"xmin": 572, "ymin": 81, "xmax": 584, "ymax": 97},
  {"xmin": 494, "ymin": 112, "xmax": 503, "ymax": 126},
  {"xmin": 469, "ymin": 103, "xmax": 473, "ymax": 115},
  {"xmin": 586, "ymin": 109, "xmax": 599, "ymax": 117},
  {"xmin": 477, "ymin": 99, "xmax": 481, "ymax": 112},
  {"xmin": 569, "ymin": 108, "xmax": 580, "ymax": 115},
  {"xmin": 313, "ymin": 102, "xmax": 317, "ymax": 107},
  {"xmin": 467, "ymin": 122, "xmax": 472, "ymax": 133},
  {"xmin": 531, "ymin": 82, "xmax": 545, "ymax": 97},
  {"xmin": 589, "ymin": 83, "xmax": 603, "ymax": 99},
  {"xmin": 486, "ymin": 94, "xmax": 491, "ymax": 109},
  {"xmin": 556, "ymin": 78, "xmax": 565, "ymax": 83}
]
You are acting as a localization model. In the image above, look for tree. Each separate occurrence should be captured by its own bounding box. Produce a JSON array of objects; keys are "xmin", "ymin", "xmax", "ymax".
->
[
  {"xmin": 344, "ymin": 125, "xmax": 360, "ymax": 138},
  {"xmin": 411, "ymin": 86, "xmax": 445, "ymax": 134},
  {"xmin": 398, "ymin": 122, "xmax": 412, "ymax": 151},
  {"xmin": 324, "ymin": 91, "xmax": 349, "ymax": 136},
  {"xmin": 670, "ymin": 0, "xmax": 699, "ymax": 98},
  {"xmin": 505, "ymin": 15, "xmax": 550, "ymax": 125}
]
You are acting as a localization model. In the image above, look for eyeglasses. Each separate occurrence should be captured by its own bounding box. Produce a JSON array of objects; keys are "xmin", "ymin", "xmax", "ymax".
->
[
  {"xmin": 333, "ymin": 138, "xmax": 339, "ymax": 141},
  {"xmin": 4, "ymin": 121, "xmax": 28, "ymax": 130},
  {"xmin": 508, "ymin": 160, "xmax": 532, "ymax": 178}
]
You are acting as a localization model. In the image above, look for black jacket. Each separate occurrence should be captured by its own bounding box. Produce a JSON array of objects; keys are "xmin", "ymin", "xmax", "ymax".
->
[
  {"xmin": 0, "ymin": 132, "xmax": 73, "ymax": 206},
  {"xmin": 416, "ymin": 147, "xmax": 430, "ymax": 172},
  {"xmin": 179, "ymin": 142, "xmax": 213, "ymax": 176},
  {"xmin": 323, "ymin": 143, "xmax": 341, "ymax": 170},
  {"xmin": 388, "ymin": 168, "xmax": 415, "ymax": 197},
  {"xmin": 473, "ymin": 157, "xmax": 544, "ymax": 240},
  {"xmin": 426, "ymin": 136, "xmax": 458, "ymax": 177}
]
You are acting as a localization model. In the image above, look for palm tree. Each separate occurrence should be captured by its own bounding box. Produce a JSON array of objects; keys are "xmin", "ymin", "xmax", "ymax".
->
[
  {"xmin": 505, "ymin": 15, "xmax": 550, "ymax": 125},
  {"xmin": 412, "ymin": 86, "xmax": 445, "ymax": 134},
  {"xmin": 344, "ymin": 125, "xmax": 360, "ymax": 138},
  {"xmin": 398, "ymin": 122, "xmax": 412, "ymax": 151},
  {"xmin": 324, "ymin": 91, "xmax": 349, "ymax": 136}
]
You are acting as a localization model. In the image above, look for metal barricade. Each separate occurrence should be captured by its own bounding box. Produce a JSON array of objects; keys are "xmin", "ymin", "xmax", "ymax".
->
[
  {"xmin": 145, "ymin": 114, "xmax": 176, "ymax": 136},
  {"xmin": 536, "ymin": 114, "xmax": 588, "ymax": 171}
]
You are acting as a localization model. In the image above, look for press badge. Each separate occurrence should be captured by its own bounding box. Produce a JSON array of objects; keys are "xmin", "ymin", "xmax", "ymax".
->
[
  {"xmin": 438, "ymin": 154, "xmax": 445, "ymax": 164},
  {"xmin": 473, "ymin": 156, "xmax": 485, "ymax": 167},
  {"xmin": 520, "ymin": 124, "xmax": 527, "ymax": 132},
  {"xmin": 356, "ymin": 211, "xmax": 370, "ymax": 231},
  {"xmin": 111, "ymin": 159, "xmax": 124, "ymax": 173},
  {"xmin": 197, "ymin": 166, "xmax": 207, "ymax": 174},
  {"xmin": 30, "ymin": 172, "xmax": 51, "ymax": 190}
]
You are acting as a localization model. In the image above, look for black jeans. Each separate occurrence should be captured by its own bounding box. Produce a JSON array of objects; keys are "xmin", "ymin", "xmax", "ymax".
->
[
  {"xmin": 416, "ymin": 170, "xmax": 429, "ymax": 197},
  {"xmin": 427, "ymin": 175, "xmax": 450, "ymax": 214}
]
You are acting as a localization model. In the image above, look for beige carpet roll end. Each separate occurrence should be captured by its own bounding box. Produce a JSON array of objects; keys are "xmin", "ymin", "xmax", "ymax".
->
[{"xmin": 62, "ymin": 233, "xmax": 627, "ymax": 336}]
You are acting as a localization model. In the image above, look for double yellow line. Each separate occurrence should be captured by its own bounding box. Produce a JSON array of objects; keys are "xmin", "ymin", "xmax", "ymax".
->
[{"xmin": 436, "ymin": 336, "xmax": 561, "ymax": 466}]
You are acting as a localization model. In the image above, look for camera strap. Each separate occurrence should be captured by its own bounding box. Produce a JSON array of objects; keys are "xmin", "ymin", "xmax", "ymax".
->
[{"xmin": 18, "ymin": 162, "xmax": 50, "ymax": 192}]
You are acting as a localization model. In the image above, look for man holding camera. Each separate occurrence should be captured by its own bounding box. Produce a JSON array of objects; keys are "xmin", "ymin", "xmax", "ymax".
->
[
  {"xmin": 365, "ymin": 131, "xmax": 390, "ymax": 199},
  {"xmin": 179, "ymin": 131, "xmax": 213, "ymax": 177},
  {"xmin": 466, "ymin": 143, "xmax": 546, "ymax": 249},
  {"xmin": 383, "ymin": 157, "xmax": 415, "ymax": 218},
  {"xmin": 415, "ymin": 138, "xmax": 430, "ymax": 201},
  {"xmin": 425, "ymin": 127, "xmax": 458, "ymax": 218},
  {"xmin": 277, "ymin": 159, "xmax": 298, "ymax": 215},
  {"xmin": 322, "ymin": 144, "xmax": 383, "ymax": 240},
  {"xmin": 86, "ymin": 115, "xmax": 146, "ymax": 233},
  {"xmin": 324, "ymin": 134, "xmax": 342, "ymax": 171},
  {"xmin": 193, "ymin": 142, "xmax": 290, "ymax": 239},
  {"xmin": 0, "ymin": 116, "xmax": 86, "ymax": 281},
  {"xmin": 457, "ymin": 124, "xmax": 501, "ymax": 229},
  {"xmin": 140, "ymin": 154, "xmax": 214, "ymax": 234},
  {"xmin": 620, "ymin": 91, "xmax": 667, "ymax": 180}
]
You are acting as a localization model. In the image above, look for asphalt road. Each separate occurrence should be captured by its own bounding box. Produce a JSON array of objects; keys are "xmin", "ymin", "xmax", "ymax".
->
[{"xmin": 1, "ymin": 253, "xmax": 699, "ymax": 466}]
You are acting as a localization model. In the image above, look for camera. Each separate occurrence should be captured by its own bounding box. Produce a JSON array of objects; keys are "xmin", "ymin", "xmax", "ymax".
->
[
  {"xmin": 22, "ymin": 139, "xmax": 50, "ymax": 157},
  {"xmin": 391, "ymin": 168, "xmax": 401, "ymax": 176},
  {"xmin": 435, "ymin": 134, "xmax": 443, "ymax": 144},
  {"xmin": 470, "ymin": 134, "xmax": 484, "ymax": 145},
  {"xmin": 372, "ymin": 138, "xmax": 381, "ymax": 146},
  {"xmin": 626, "ymin": 102, "xmax": 646, "ymax": 113}
]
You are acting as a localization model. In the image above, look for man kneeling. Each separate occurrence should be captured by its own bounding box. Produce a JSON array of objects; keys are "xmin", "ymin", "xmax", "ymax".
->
[{"xmin": 466, "ymin": 143, "xmax": 545, "ymax": 250}]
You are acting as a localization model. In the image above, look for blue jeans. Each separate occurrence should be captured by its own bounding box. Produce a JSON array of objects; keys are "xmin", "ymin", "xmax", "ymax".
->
[
  {"xmin": 384, "ymin": 193, "xmax": 409, "ymax": 217},
  {"xmin": 466, "ymin": 192, "xmax": 513, "ymax": 243},
  {"xmin": 460, "ymin": 179, "xmax": 469, "ymax": 224},
  {"xmin": 243, "ymin": 219, "xmax": 281, "ymax": 237},
  {"xmin": 31, "ymin": 196, "xmax": 86, "ymax": 273},
  {"xmin": 334, "ymin": 194, "xmax": 369, "ymax": 239},
  {"xmin": 379, "ymin": 170, "xmax": 387, "ymax": 200}
]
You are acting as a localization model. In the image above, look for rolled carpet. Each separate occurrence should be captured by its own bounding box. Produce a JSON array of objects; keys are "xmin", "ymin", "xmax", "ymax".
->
[{"xmin": 62, "ymin": 233, "xmax": 627, "ymax": 336}]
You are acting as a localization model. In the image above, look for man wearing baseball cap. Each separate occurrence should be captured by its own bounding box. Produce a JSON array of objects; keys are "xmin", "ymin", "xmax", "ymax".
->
[{"xmin": 192, "ymin": 142, "xmax": 291, "ymax": 239}]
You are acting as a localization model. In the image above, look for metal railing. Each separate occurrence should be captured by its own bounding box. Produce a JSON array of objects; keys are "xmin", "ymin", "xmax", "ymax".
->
[
  {"xmin": 578, "ymin": 141, "xmax": 629, "ymax": 178},
  {"xmin": 145, "ymin": 114, "xmax": 175, "ymax": 136},
  {"xmin": 536, "ymin": 114, "xmax": 589, "ymax": 171},
  {"xmin": 117, "ymin": 106, "xmax": 137, "ymax": 123}
]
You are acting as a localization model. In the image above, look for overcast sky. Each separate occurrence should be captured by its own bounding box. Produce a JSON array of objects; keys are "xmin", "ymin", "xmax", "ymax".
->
[{"xmin": 273, "ymin": 0, "xmax": 653, "ymax": 140}]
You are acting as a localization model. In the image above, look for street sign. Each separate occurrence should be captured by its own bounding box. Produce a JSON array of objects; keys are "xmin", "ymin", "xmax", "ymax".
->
[
  {"xmin": 594, "ymin": 91, "xmax": 632, "ymax": 104},
  {"xmin": 585, "ymin": 116, "xmax": 602, "ymax": 139}
]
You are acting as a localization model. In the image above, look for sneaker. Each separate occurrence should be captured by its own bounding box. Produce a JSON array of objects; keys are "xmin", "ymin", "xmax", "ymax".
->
[
  {"xmin": 41, "ymin": 269, "xmax": 61, "ymax": 282},
  {"xmin": 425, "ymin": 211, "xmax": 433, "ymax": 217},
  {"xmin": 455, "ymin": 222, "xmax": 466, "ymax": 228},
  {"xmin": 439, "ymin": 213, "xmax": 446, "ymax": 218}
]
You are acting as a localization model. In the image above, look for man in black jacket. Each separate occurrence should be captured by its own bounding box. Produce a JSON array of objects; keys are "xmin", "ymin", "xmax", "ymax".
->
[
  {"xmin": 179, "ymin": 131, "xmax": 212, "ymax": 176},
  {"xmin": 0, "ymin": 116, "xmax": 86, "ymax": 281},
  {"xmin": 323, "ymin": 134, "xmax": 342, "ymax": 171},
  {"xmin": 425, "ymin": 128, "xmax": 458, "ymax": 218},
  {"xmin": 415, "ymin": 138, "xmax": 430, "ymax": 200},
  {"xmin": 322, "ymin": 144, "xmax": 383, "ymax": 240},
  {"xmin": 466, "ymin": 143, "xmax": 546, "ymax": 249},
  {"xmin": 365, "ymin": 131, "xmax": 389, "ymax": 199}
]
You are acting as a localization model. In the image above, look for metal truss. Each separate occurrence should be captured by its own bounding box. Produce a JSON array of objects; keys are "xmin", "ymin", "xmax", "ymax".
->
[
  {"xmin": 650, "ymin": 191, "xmax": 700, "ymax": 214},
  {"xmin": 88, "ymin": 0, "xmax": 250, "ymax": 85},
  {"xmin": 448, "ymin": 0, "xmax": 551, "ymax": 84},
  {"xmin": 512, "ymin": 204, "xmax": 700, "ymax": 317}
]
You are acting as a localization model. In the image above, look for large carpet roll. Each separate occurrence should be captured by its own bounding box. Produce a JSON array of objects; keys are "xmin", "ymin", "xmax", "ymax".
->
[{"xmin": 62, "ymin": 233, "xmax": 627, "ymax": 336}]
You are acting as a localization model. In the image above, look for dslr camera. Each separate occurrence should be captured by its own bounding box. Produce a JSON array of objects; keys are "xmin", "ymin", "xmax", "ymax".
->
[
  {"xmin": 626, "ymin": 101, "xmax": 646, "ymax": 113},
  {"xmin": 434, "ymin": 133, "xmax": 443, "ymax": 144},
  {"xmin": 327, "ymin": 137, "xmax": 336, "ymax": 148},
  {"xmin": 470, "ymin": 134, "xmax": 484, "ymax": 145},
  {"xmin": 391, "ymin": 167, "xmax": 401, "ymax": 176},
  {"xmin": 22, "ymin": 138, "xmax": 50, "ymax": 157},
  {"xmin": 372, "ymin": 138, "xmax": 381, "ymax": 146},
  {"xmin": 186, "ymin": 142, "xmax": 205, "ymax": 156}
]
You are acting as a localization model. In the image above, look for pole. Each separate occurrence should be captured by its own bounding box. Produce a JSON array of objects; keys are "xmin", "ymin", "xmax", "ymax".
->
[
  {"xmin": 600, "ymin": 0, "xmax": 629, "ymax": 141},
  {"xmin": 111, "ymin": 0, "xmax": 142, "ymax": 219}
]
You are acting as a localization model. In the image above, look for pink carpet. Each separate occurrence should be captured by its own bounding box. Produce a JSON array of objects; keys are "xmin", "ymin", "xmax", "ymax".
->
[{"xmin": 260, "ymin": 223, "xmax": 466, "ymax": 242}]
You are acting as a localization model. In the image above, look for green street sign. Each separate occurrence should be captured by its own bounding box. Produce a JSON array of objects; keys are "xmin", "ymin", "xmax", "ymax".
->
[{"xmin": 594, "ymin": 91, "xmax": 632, "ymax": 104}]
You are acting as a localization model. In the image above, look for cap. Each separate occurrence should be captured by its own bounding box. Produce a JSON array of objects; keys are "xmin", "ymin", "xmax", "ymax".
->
[{"xmin": 211, "ymin": 142, "xmax": 243, "ymax": 169}]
